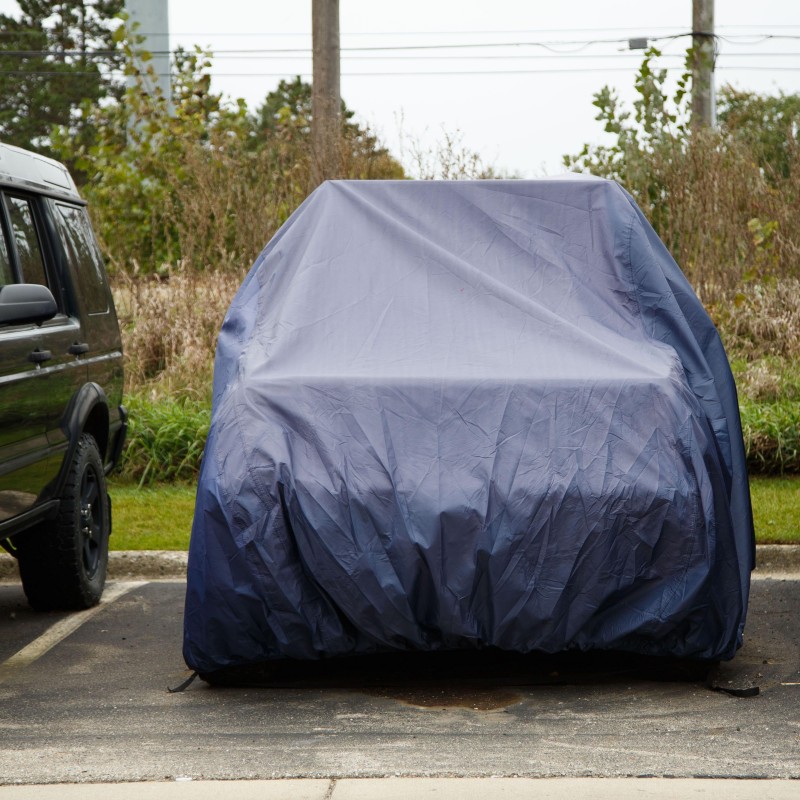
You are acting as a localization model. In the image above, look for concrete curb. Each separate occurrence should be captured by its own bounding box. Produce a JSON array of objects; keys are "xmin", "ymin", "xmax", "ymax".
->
[
  {"xmin": 751, "ymin": 544, "xmax": 800, "ymax": 574},
  {"xmin": 0, "ymin": 550, "xmax": 188, "ymax": 582},
  {"xmin": 106, "ymin": 550, "xmax": 189, "ymax": 579},
  {"xmin": 0, "ymin": 545, "xmax": 798, "ymax": 582}
]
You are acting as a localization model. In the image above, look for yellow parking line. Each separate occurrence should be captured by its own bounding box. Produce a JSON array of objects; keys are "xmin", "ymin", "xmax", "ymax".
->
[{"xmin": 0, "ymin": 581, "xmax": 147, "ymax": 685}]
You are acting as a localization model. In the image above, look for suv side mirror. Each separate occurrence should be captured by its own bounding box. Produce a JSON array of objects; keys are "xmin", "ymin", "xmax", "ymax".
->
[{"xmin": 0, "ymin": 284, "xmax": 58, "ymax": 325}]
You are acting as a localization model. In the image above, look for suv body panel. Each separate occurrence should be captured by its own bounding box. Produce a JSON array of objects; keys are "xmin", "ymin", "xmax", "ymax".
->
[{"xmin": 0, "ymin": 143, "xmax": 125, "ymax": 550}]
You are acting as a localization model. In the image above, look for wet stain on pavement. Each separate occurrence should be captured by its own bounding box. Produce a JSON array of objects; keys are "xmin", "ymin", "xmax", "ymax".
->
[{"xmin": 365, "ymin": 683, "xmax": 522, "ymax": 710}]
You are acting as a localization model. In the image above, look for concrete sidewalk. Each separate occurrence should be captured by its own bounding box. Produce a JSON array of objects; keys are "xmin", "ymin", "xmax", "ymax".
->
[{"xmin": 0, "ymin": 778, "xmax": 799, "ymax": 799}]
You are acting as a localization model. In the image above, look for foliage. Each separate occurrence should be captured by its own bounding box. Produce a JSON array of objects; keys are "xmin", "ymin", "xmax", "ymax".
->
[
  {"xmin": 80, "ymin": 43, "xmax": 800, "ymax": 481},
  {"xmin": 112, "ymin": 272, "xmax": 800, "ymax": 484},
  {"xmin": 739, "ymin": 398, "xmax": 800, "ymax": 475},
  {"xmin": 54, "ymin": 42, "xmax": 403, "ymax": 273},
  {"xmin": 718, "ymin": 86, "xmax": 800, "ymax": 181},
  {"xmin": 0, "ymin": 0, "xmax": 124, "ymax": 169},
  {"xmin": 720, "ymin": 280, "xmax": 800, "ymax": 476},
  {"xmin": 719, "ymin": 279, "xmax": 800, "ymax": 362},
  {"xmin": 727, "ymin": 295, "xmax": 800, "ymax": 477},
  {"xmin": 119, "ymin": 392, "xmax": 211, "ymax": 487},
  {"xmin": 403, "ymin": 129, "xmax": 499, "ymax": 180},
  {"xmin": 252, "ymin": 76, "xmax": 403, "ymax": 180},
  {"xmin": 564, "ymin": 49, "xmax": 800, "ymax": 305},
  {"xmin": 254, "ymin": 76, "xmax": 313, "ymax": 138},
  {"xmin": 564, "ymin": 48, "xmax": 689, "ymax": 199},
  {"xmin": 112, "ymin": 265, "xmax": 240, "ymax": 395},
  {"xmin": 53, "ymin": 36, "xmax": 259, "ymax": 271}
]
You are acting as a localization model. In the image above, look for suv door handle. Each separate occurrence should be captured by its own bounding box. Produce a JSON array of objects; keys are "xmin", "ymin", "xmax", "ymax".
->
[
  {"xmin": 28, "ymin": 349, "xmax": 52, "ymax": 364},
  {"xmin": 68, "ymin": 342, "xmax": 89, "ymax": 356}
]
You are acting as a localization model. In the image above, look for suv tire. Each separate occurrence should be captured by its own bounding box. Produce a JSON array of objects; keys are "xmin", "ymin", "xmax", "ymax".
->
[{"xmin": 17, "ymin": 434, "xmax": 110, "ymax": 611}]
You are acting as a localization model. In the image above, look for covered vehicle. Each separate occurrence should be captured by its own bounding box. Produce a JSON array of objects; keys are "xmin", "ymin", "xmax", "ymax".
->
[{"xmin": 184, "ymin": 179, "xmax": 754, "ymax": 675}]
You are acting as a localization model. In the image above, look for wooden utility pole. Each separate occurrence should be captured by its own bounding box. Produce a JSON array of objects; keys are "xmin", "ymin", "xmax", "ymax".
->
[
  {"xmin": 691, "ymin": 0, "xmax": 715, "ymax": 129},
  {"xmin": 312, "ymin": 0, "xmax": 341, "ymax": 184}
]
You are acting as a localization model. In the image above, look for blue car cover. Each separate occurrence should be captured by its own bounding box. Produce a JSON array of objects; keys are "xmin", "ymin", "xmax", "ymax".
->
[{"xmin": 183, "ymin": 179, "xmax": 754, "ymax": 673}]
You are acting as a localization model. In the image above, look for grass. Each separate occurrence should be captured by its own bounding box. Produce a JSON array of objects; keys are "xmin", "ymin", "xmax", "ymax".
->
[
  {"xmin": 749, "ymin": 475, "xmax": 800, "ymax": 544},
  {"xmin": 109, "ymin": 482, "xmax": 196, "ymax": 550},
  {"xmin": 739, "ymin": 398, "xmax": 800, "ymax": 475},
  {"xmin": 119, "ymin": 393, "xmax": 211, "ymax": 486},
  {"xmin": 107, "ymin": 476, "xmax": 800, "ymax": 551}
]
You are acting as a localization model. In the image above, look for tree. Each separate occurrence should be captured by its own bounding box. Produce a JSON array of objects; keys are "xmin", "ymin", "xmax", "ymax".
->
[
  {"xmin": 562, "ymin": 48, "xmax": 800, "ymax": 302},
  {"xmin": 563, "ymin": 48, "xmax": 690, "ymax": 192},
  {"xmin": 54, "ymin": 39, "xmax": 404, "ymax": 273},
  {"xmin": 252, "ymin": 77, "xmax": 403, "ymax": 179},
  {"xmin": 57, "ymin": 40, "xmax": 254, "ymax": 270},
  {"xmin": 0, "ymin": 0, "xmax": 124, "ymax": 160},
  {"xmin": 717, "ymin": 87, "xmax": 800, "ymax": 181},
  {"xmin": 254, "ymin": 76, "xmax": 313, "ymax": 138}
]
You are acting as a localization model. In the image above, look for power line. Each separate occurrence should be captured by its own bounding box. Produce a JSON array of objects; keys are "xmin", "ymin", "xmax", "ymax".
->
[
  {"xmin": 4, "ymin": 63, "xmax": 799, "ymax": 79},
  {"xmin": 142, "ymin": 52, "xmax": 800, "ymax": 61},
  {"xmin": 1, "ymin": 27, "xmax": 797, "ymax": 78},
  {"xmin": 4, "ymin": 24, "xmax": 800, "ymax": 41},
  {"xmin": 3, "ymin": 40, "xmax": 635, "ymax": 57},
  {"xmin": 5, "ymin": 29, "xmax": 800, "ymax": 61},
  {"xmin": 101, "ymin": 25, "xmax": 800, "ymax": 37}
]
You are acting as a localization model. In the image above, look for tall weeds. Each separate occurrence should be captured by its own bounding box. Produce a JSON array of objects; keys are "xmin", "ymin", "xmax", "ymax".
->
[
  {"xmin": 99, "ymin": 45, "xmax": 800, "ymax": 478},
  {"xmin": 120, "ymin": 393, "xmax": 211, "ymax": 486},
  {"xmin": 614, "ymin": 132, "xmax": 800, "ymax": 306},
  {"xmin": 113, "ymin": 266, "xmax": 241, "ymax": 398}
]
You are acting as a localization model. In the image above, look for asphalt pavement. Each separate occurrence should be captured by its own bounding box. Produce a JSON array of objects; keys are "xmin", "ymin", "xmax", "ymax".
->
[{"xmin": 0, "ymin": 551, "xmax": 798, "ymax": 796}]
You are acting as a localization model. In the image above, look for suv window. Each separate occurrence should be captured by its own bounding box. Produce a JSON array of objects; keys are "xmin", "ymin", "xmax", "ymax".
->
[
  {"xmin": 5, "ymin": 195, "xmax": 48, "ymax": 287},
  {"xmin": 54, "ymin": 204, "xmax": 109, "ymax": 315},
  {"xmin": 0, "ymin": 221, "xmax": 12, "ymax": 286}
]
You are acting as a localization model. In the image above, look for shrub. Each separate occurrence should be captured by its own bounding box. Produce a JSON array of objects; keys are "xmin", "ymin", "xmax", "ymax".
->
[
  {"xmin": 58, "ymin": 41, "xmax": 404, "ymax": 275},
  {"xmin": 716, "ymin": 279, "xmax": 800, "ymax": 362},
  {"xmin": 119, "ymin": 392, "xmax": 211, "ymax": 486},
  {"xmin": 565, "ymin": 49, "xmax": 800, "ymax": 307},
  {"xmin": 100, "ymin": 43, "xmax": 800, "ymax": 478},
  {"xmin": 740, "ymin": 398, "xmax": 800, "ymax": 474},
  {"xmin": 113, "ymin": 266, "xmax": 242, "ymax": 395}
]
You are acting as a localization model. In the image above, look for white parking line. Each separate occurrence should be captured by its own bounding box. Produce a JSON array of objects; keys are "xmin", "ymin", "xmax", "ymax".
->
[{"xmin": 0, "ymin": 581, "xmax": 147, "ymax": 685}]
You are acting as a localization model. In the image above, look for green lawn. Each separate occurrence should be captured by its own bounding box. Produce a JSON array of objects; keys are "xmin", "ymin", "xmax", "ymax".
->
[
  {"xmin": 108, "ymin": 475, "xmax": 800, "ymax": 550},
  {"xmin": 109, "ymin": 482, "xmax": 196, "ymax": 550},
  {"xmin": 749, "ymin": 475, "xmax": 800, "ymax": 544}
]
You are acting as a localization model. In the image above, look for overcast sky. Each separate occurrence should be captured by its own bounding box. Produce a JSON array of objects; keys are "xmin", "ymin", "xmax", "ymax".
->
[{"xmin": 2, "ymin": 1, "xmax": 799, "ymax": 176}]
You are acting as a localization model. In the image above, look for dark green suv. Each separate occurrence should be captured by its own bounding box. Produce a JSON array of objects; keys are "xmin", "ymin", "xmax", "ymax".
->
[{"xmin": 0, "ymin": 143, "xmax": 126, "ymax": 610}]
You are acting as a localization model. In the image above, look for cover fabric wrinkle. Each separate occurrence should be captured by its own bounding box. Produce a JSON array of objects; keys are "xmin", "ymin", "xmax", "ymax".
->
[{"xmin": 184, "ymin": 178, "xmax": 754, "ymax": 673}]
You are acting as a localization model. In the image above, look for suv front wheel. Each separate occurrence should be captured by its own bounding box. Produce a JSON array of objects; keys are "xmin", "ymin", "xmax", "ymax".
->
[{"xmin": 17, "ymin": 434, "xmax": 110, "ymax": 611}]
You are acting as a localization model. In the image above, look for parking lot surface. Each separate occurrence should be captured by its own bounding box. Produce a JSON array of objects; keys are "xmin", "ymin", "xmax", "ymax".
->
[{"xmin": 0, "ymin": 575, "xmax": 798, "ymax": 785}]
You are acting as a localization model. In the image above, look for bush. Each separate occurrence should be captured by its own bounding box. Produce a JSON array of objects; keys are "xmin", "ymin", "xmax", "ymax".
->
[
  {"xmin": 562, "ymin": 50, "xmax": 800, "ymax": 474},
  {"xmin": 113, "ymin": 266, "xmax": 241, "ymax": 395},
  {"xmin": 101, "ymin": 43, "xmax": 800, "ymax": 479},
  {"xmin": 740, "ymin": 398, "xmax": 800, "ymax": 474},
  {"xmin": 565, "ymin": 49, "xmax": 800, "ymax": 307},
  {"xmin": 716, "ymin": 279, "xmax": 800, "ymax": 362},
  {"xmin": 58, "ymin": 42, "xmax": 404, "ymax": 275},
  {"xmin": 720, "ymin": 281, "xmax": 800, "ymax": 474},
  {"xmin": 119, "ymin": 393, "xmax": 211, "ymax": 486}
]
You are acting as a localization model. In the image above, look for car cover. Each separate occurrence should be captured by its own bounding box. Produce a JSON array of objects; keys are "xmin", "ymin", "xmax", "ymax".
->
[{"xmin": 183, "ymin": 179, "xmax": 754, "ymax": 674}]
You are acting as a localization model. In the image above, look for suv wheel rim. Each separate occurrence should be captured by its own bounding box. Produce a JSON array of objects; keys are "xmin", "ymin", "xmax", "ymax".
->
[{"xmin": 80, "ymin": 464, "xmax": 102, "ymax": 579}]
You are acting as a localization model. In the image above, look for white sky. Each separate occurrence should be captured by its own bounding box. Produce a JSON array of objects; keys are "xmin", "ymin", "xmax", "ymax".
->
[{"xmin": 2, "ymin": 1, "xmax": 799, "ymax": 176}]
